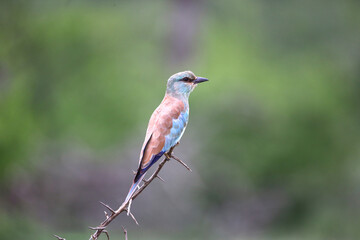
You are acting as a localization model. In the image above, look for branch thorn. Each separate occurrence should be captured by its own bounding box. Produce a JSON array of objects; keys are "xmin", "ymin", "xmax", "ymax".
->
[
  {"xmin": 156, "ymin": 175, "xmax": 165, "ymax": 182},
  {"xmin": 103, "ymin": 230, "xmax": 110, "ymax": 240},
  {"xmin": 171, "ymin": 155, "xmax": 192, "ymax": 172},
  {"xmin": 127, "ymin": 210, "xmax": 139, "ymax": 225},
  {"xmin": 99, "ymin": 201, "xmax": 116, "ymax": 214}
]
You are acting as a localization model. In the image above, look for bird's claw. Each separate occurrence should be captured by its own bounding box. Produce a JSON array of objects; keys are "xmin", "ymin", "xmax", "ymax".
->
[{"xmin": 164, "ymin": 152, "xmax": 171, "ymax": 160}]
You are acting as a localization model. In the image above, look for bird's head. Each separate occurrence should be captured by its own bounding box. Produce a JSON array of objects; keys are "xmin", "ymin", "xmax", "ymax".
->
[{"xmin": 166, "ymin": 71, "xmax": 208, "ymax": 98}]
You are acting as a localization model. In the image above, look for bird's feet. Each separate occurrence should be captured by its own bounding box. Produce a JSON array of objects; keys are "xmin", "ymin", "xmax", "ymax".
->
[{"xmin": 164, "ymin": 152, "xmax": 171, "ymax": 160}]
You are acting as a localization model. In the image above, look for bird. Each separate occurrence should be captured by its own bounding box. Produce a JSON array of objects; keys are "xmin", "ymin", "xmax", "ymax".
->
[{"xmin": 125, "ymin": 70, "xmax": 208, "ymax": 203}]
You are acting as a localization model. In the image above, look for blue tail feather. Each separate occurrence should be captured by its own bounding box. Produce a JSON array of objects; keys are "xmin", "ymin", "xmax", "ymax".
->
[
  {"xmin": 125, "ymin": 151, "xmax": 165, "ymax": 203},
  {"xmin": 125, "ymin": 175, "xmax": 145, "ymax": 203}
]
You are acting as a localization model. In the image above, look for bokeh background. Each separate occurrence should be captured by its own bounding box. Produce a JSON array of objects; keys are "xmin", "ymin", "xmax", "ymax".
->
[{"xmin": 1, "ymin": 0, "xmax": 360, "ymax": 239}]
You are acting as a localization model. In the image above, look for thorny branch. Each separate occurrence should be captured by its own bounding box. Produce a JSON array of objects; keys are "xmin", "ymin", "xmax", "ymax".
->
[{"xmin": 55, "ymin": 144, "xmax": 191, "ymax": 240}]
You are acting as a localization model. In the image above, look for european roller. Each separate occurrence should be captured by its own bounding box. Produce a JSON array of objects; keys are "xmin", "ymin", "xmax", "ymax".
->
[{"xmin": 125, "ymin": 71, "xmax": 208, "ymax": 202}]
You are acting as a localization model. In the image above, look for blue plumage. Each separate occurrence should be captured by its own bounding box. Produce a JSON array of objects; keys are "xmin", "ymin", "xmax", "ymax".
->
[{"xmin": 163, "ymin": 110, "xmax": 189, "ymax": 151}]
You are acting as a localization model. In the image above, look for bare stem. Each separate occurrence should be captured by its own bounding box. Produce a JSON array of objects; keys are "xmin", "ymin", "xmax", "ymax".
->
[{"xmin": 122, "ymin": 226, "xmax": 128, "ymax": 240}]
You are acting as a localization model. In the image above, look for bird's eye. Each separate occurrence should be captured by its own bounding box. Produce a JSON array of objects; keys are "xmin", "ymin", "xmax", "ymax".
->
[{"xmin": 181, "ymin": 77, "xmax": 191, "ymax": 82}]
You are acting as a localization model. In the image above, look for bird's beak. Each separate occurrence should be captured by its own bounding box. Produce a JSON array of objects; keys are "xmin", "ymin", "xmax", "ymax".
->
[{"xmin": 193, "ymin": 77, "xmax": 209, "ymax": 84}]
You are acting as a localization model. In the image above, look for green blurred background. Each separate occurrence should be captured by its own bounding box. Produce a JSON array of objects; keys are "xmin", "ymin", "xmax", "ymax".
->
[{"xmin": 1, "ymin": 0, "xmax": 360, "ymax": 239}]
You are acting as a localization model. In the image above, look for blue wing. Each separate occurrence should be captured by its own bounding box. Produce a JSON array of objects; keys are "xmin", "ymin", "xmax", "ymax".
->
[{"xmin": 162, "ymin": 110, "xmax": 189, "ymax": 152}]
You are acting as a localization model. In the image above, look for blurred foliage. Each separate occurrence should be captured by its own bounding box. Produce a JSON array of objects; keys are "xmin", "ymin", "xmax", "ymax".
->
[{"xmin": 1, "ymin": 0, "xmax": 360, "ymax": 239}]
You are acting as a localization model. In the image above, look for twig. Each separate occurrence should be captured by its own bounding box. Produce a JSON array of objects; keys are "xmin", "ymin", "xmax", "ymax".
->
[
  {"xmin": 88, "ymin": 226, "xmax": 106, "ymax": 230},
  {"xmin": 170, "ymin": 154, "xmax": 192, "ymax": 172},
  {"xmin": 103, "ymin": 230, "xmax": 110, "ymax": 240},
  {"xmin": 127, "ymin": 210, "xmax": 139, "ymax": 225},
  {"xmin": 122, "ymin": 226, "xmax": 128, "ymax": 240},
  {"xmin": 53, "ymin": 234, "xmax": 66, "ymax": 240},
  {"xmin": 87, "ymin": 145, "xmax": 178, "ymax": 240}
]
